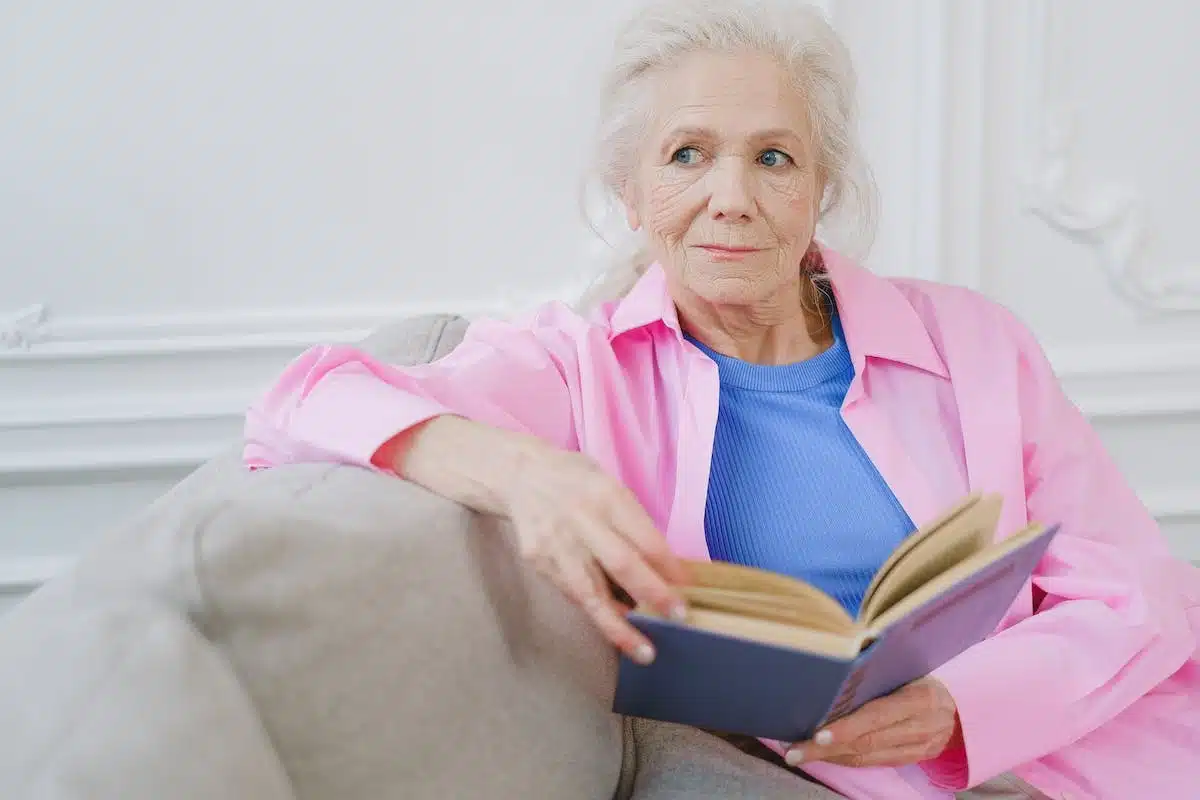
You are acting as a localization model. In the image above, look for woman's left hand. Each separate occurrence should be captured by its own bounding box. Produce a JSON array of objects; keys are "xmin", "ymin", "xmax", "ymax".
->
[{"xmin": 785, "ymin": 677, "xmax": 962, "ymax": 768}]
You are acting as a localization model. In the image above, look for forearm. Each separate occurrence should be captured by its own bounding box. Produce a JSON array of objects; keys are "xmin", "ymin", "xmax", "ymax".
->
[
  {"xmin": 244, "ymin": 317, "xmax": 577, "ymax": 471},
  {"xmin": 380, "ymin": 415, "xmax": 545, "ymax": 518}
]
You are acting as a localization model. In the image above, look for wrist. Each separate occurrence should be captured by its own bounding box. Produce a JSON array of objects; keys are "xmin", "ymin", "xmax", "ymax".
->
[
  {"xmin": 491, "ymin": 426, "xmax": 551, "ymax": 516},
  {"xmin": 925, "ymin": 677, "xmax": 963, "ymax": 757},
  {"xmin": 420, "ymin": 415, "xmax": 551, "ymax": 518},
  {"xmin": 395, "ymin": 415, "xmax": 540, "ymax": 518},
  {"xmin": 941, "ymin": 712, "xmax": 964, "ymax": 756}
]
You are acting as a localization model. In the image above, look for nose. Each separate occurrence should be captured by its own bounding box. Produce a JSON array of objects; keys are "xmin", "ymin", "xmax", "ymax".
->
[{"xmin": 706, "ymin": 156, "xmax": 755, "ymax": 222}]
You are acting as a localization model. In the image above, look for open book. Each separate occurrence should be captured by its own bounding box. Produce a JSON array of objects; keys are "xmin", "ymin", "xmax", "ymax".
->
[{"xmin": 612, "ymin": 494, "xmax": 1060, "ymax": 742}]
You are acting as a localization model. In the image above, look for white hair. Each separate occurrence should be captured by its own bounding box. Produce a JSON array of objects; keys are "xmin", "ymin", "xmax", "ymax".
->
[{"xmin": 579, "ymin": 0, "xmax": 876, "ymax": 309}]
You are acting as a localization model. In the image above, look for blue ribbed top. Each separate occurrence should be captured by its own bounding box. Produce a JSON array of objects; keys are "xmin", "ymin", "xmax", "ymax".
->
[{"xmin": 688, "ymin": 314, "xmax": 916, "ymax": 617}]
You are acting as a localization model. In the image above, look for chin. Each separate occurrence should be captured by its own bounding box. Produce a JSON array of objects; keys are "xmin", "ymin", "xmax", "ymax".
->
[
  {"xmin": 690, "ymin": 273, "xmax": 778, "ymax": 307},
  {"xmin": 684, "ymin": 258, "xmax": 783, "ymax": 305}
]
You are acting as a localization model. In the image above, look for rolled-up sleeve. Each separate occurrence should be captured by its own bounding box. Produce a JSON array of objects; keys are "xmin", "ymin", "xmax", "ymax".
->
[
  {"xmin": 243, "ymin": 311, "xmax": 579, "ymax": 471},
  {"xmin": 921, "ymin": 315, "xmax": 1200, "ymax": 790}
]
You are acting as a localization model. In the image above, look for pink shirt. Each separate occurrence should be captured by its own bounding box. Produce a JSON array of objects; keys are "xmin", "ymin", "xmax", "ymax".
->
[{"xmin": 245, "ymin": 247, "xmax": 1200, "ymax": 799}]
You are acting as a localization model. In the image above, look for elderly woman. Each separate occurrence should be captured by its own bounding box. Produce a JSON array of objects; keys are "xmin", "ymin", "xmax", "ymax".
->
[{"xmin": 245, "ymin": 1, "xmax": 1200, "ymax": 798}]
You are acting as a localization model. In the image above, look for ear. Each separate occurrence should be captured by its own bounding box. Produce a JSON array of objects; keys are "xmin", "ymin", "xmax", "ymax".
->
[
  {"xmin": 620, "ymin": 182, "xmax": 642, "ymax": 231},
  {"xmin": 812, "ymin": 168, "xmax": 829, "ymax": 226}
]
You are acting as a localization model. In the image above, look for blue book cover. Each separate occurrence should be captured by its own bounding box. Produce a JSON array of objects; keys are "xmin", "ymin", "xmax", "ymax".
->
[{"xmin": 612, "ymin": 500, "xmax": 1059, "ymax": 743}]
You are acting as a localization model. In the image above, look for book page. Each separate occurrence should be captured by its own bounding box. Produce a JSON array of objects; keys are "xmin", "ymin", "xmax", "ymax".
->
[
  {"xmin": 858, "ymin": 494, "xmax": 1002, "ymax": 625},
  {"xmin": 865, "ymin": 522, "xmax": 1052, "ymax": 634},
  {"xmin": 683, "ymin": 608, "xmax": 863, "ymax": 659},
  {"xmin": 681, "ymin": 559, "xmax": 855, "ymax": 634},
  {"xmin": 671, "ymin": 494, "xmax": 1004, "ymax": 643},
  {"xmin": 856, "ymin": 494, "xmax": 984, "ymax": 617},
  {"xmin": 682, "ymin": 587, "xmax": 855, "ymax": 635}
]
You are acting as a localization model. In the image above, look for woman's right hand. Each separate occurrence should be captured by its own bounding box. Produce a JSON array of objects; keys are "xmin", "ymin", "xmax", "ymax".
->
[
  {"xmin": 388, "ymin": 415, "xmax": 690, "ymax": 666},
  {"xmin": 500, "ymin": 440, "xmax": 691, "ymax": 665}
]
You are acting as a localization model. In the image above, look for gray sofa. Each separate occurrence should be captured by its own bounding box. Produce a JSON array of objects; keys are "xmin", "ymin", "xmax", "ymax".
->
[{"xmin": 0, "ymin": 314, "xmax": 634, "ymax": 799}]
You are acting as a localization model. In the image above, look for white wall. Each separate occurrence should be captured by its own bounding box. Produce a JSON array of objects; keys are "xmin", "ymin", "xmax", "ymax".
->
[{"xmin": 2, "ymin": 0, "xmax": 1198, "ymax": 608}]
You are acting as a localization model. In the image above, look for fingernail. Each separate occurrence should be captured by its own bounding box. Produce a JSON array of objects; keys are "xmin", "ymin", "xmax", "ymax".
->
[
  {"xmin": 669, "ymin": 603, "xmax": 688, "ymax": 622},
  {"xmin": 814, "ymin": 729, "xmax": 833, "ymax": 746},
  {"xmin": 785, "ymin": 748, "xmax": 804, "ymax": 766},
  {"xmin": 634, "ymin": 643, "xmax": 655, "ymax": 665}
]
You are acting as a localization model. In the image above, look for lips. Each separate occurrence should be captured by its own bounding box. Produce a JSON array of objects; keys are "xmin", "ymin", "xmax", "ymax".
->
[
  {"xmin": 693, "ymin": 244, "xmax": 764, "ymax": 262},
  {"xmin": 696, "ymin": 244, "xmax": 761, "ymax": 253}
]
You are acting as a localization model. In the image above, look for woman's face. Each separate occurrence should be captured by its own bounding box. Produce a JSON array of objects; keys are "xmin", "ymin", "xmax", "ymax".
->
[{"xmin": 624, "ymin": 49, "xmax": 824, "ymax": 308}]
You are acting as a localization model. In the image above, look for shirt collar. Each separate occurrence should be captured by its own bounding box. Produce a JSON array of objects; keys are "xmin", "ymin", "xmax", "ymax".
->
[
  {"xmin": 607, "ymin": 244, "xmax": 948, "ymax": 380},
  {"xmin": 608, "ymin": 259, "xmax": 682, "ymax": 338}
]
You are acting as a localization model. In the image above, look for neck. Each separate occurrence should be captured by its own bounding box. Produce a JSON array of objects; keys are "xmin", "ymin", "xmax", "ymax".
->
[{"xmin": 677, "ymin": 277, "xmax": 833, "ymax": 365}]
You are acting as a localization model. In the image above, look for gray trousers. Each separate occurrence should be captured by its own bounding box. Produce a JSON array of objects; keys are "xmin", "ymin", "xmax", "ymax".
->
[{"xmin": 618, "ymin": 716, "xmax": 1050, "ymax": 799}]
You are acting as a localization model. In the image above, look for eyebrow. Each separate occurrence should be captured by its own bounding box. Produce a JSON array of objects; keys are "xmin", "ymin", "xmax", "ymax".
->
[{"xmin": 661, "ymin": 125, "xmax": 805, "ymax": 147}]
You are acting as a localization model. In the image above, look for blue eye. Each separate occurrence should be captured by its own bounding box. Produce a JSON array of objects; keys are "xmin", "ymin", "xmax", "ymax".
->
[
  {"xmin": 758, "ymin": 149, "xmax": 792, "ymax": 167},
  {"xmin": 672, "ymin": 146, "xmax": 702, "ymax": 165}
]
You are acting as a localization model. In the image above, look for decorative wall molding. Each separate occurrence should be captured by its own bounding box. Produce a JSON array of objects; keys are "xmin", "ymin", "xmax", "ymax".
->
[
  {"xmin": 1, "ymin": 291, "xmax": 1198, "ymax": 478},
  {"xmin": 1141, "ymin": 489, "xmax": 1200, "ymax": 565},
  {"xmin": 1019, "ymin": 0, "xmax": 1200, "ymax": 312},
  {"xmin": 0, "ymin": 317, "xmax": 1196, "ymax": 485},
  {"xmin": 0, "ymin": 286, "xmax": 581, "ymax": 362},
  {"xmin": 0, "ymin": 286, "xmax": 590, "ymax": 484},
  {"xmin": 1047, "ymin": 338, "xmax": 1200, "ymax": 418},
  {"xmin": 0, "ymin": 556, "xmax": 73, "ymax": 596},
  {"xmin": 1142, "ymin": 488, "xmax": 1200, "ymax": 522},
  {"xmin": 0, "ymin": 304, "xmax": 50, "ymax": 350}
]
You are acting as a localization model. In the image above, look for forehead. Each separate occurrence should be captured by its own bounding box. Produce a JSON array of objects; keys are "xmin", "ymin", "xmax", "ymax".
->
[{"xmin": 645, "ymin": 49, "xmax": 812, "ymax": 141}]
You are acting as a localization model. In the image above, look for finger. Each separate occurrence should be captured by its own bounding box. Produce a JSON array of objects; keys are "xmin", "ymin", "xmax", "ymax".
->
[
  {"xmin": 785, "ymin": 687, "xmax": 928, "ymax": 766},
  {"xmin": 606, "ymin": 487, "xmax": 690, "ymax": 585},
  {"xmin": 818, "ymin": 741, "xmax": 935, "ymax": 768},
  {"xmin": 580, "ymin": 516, "xmax": 688, "ymax": 621},
  {"xmin": 794, "ymin": 717, "xmax": 933, "ymax": 765},
  {"xmin": 550, "ymin": 547, "xmax": 656, "ymax": 665},
  {"xmin": 812, "ymin": 685, "xmax": 924, "ymax": 746}
]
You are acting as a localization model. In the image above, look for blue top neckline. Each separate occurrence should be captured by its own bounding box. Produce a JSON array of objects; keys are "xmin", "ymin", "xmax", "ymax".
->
[{"xmin": 685, "ymin": 314, "xmax": 852, "ymax": 392}]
